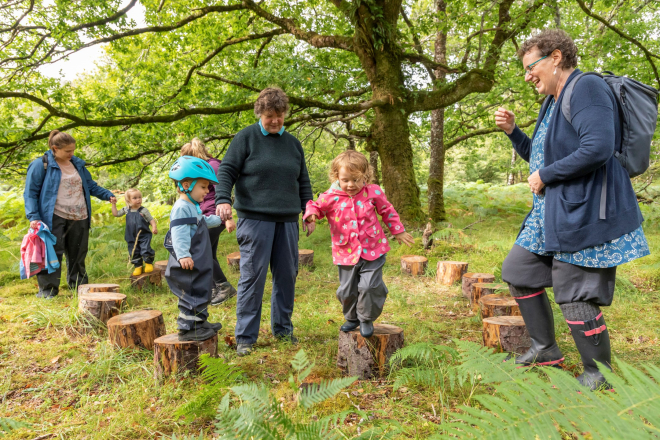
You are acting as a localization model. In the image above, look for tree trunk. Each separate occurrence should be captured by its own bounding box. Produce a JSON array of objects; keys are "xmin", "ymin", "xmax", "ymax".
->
[
  {"xmin": 462, "ymin": 273, "xmax": 495, "ymax": 300},
  {"xmin": 79, "ymin": 292, "xmax": 126, "ymax": 323},
  {"xmin": 154, "ymin": 333, "xmax": 218, "ymax": 378},
  {"xmin": 483, "ymin": 316, "xmax": 530, "ymax": 354},
  {"xmin": 507, "ymin": 149, "xmax": 517, "ymax": 185},
  {"xmin": 428, "ymin": 0, "xmax": 448, "ymax": 222},
  {"xmin": 337, "ymin": 324, "xmax": 404, "ymax": 379},
  {"xmin": 480, "ymin": 294, "xmax": 521, "ymax": 319},
  {"xmin": 436, "ymin": 261, "xmax": 469, "ymax": 285},
  {"xmin": 370, "ymin": 150, "xmax": 380, "ymax": 185},
  {"xmin": 401, "ymin": 255, "xmax": 428, "ymax": 276},
  {"xmin": 107, "ymin": 310, "xmax": 166, "ymax": 351}
]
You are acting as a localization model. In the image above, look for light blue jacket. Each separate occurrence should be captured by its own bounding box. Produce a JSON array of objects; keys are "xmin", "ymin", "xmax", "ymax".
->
[
  {"xmin": 24, "ymin": 150, "xmax": 114, "ymax": 230},
  {"xmin": 170, "ymin": 199, "xmax": 223, "ymax": 260}
]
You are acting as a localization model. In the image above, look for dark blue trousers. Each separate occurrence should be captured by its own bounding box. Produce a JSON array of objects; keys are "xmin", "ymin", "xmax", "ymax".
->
[{"xmin": 235, "ymin": 218, "xmax": 298, "ymax": 344}]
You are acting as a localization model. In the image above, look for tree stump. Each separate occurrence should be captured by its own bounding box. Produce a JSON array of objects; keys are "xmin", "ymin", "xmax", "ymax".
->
[
  {"xmin": 107, "ymin": 310, "xmax": 166, "ymax": 351},
  {"xmin": 462, "ymin": 273, "xmax": 495, "ymax": 300},
  {"xmin": 470, "ymin": 282, "xmax": 508, "ymax": 310},
  {"xmin": 78, "ymin": 292, "xmax": 127, "ymax": 324},
  {"xmin": 154, "ymin": 260, "xmax": 169, "ymax": 272},
  {"xmin": 227, "ymin": 252, "xmax": 241, "ymax": 270},
  {"xmin": 154, "ymin": 333, "xmax": 218, "ymax": 378},
  {"xmin": 77, "ymin": 283, "xmax": 120, "ymax": 296},
  {"xmin": 479, "ymin": 294, "xmax": 521, "ymax": 319},
  {"xmin": 337, "ymin": 324, "xmax": 404, "ymax": 379},
  {"xmin": 400, "ymin": 255, "xmax": 428, "ymax": 276},
  {"xmin": 436, "ymin": 261, "xmax": 469, "ymax": 285},
  {"xmin": 483, "ymin": 316, "xmax": 530, "ymax": 354},
  {"xmin": 299, "ymin": 249, "xmax": 314, "ymax": 267},
  {"xmin": 130, "ymin": 269, "xmax": 162, "ymax": 290}
]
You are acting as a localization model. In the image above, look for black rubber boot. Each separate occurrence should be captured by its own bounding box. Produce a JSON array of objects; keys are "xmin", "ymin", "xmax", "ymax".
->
[
  {"xmin": 340, "ymin": 320, "xmax": 359, "ymax": 332},
  {"xmin": 178, "ymin": 326, "xmax": 216, "ymax": 342},
  {"xmin": 511, "ymin": 288, "xmax": 564, "ymax": 366},
  {"xmin": 360, "ymin": 321, "xmax": 374, "ymax": 338},
  {"xmin": 561, "ymin": 302, "xmax": 612, "ymax": 390}
]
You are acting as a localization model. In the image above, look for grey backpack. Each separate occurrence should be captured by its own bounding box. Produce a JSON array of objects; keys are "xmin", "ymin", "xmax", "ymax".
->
[{"xmin": 561, "ymin": 71, "xmax": 659, "ymax": 177}]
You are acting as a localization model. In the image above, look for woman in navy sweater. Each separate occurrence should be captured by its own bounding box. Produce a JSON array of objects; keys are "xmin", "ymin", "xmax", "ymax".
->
[{"xmin": 495, "ymin": 30, "xmax": 649, "ymax": 390}]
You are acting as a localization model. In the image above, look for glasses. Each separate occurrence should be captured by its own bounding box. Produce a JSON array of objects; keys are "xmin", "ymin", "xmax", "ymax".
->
[{"xmin": 524, "ymin": 55, "xmax": 547, "ymax": 75}]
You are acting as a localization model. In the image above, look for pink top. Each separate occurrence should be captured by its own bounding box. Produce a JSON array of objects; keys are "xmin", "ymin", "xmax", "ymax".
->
[
  {"xmin": 53, "ymin": 161, "xmax": 88, "ymax": 220},
  {"xmin": 303, "ymin": 184, "xmax": 405, "ymax": 266}
]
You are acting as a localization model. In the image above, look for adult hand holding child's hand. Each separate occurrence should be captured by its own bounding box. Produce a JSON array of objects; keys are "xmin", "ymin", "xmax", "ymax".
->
[
  {"xmin": 216, "ymin": 203, "xmax": 232, "ymax": 221},
  {"xmin": 225, "ymin": 218, "xmax": 236, "ymax": 233},
  {"xmin": 394, "ymin": 232, "xmax": 415, "ymax": 247},
  {"xmin": 179, "ymin": 257, "xmax": 194, "ymax": 270},
  {"xmin": 109, "ymin": 196, "xmax": 117, "ymax": 204},
  {"xmin": 303, "ymin": 215, "xmax": 317, "ymax": 237}
]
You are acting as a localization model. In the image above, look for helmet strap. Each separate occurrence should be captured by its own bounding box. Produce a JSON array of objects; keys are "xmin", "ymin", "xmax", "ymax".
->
[{"xmin": 177, "ymin": 179, "xmax": 202, "ymax": 214}]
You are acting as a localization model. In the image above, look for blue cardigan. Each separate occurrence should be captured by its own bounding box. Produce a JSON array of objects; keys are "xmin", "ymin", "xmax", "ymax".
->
[
  {"xmin": 24, "ymin": 150, "xmax": 114, "ymax": 230},
  {"xmin": 507, "ymin": 69, "xmax": 643, "ymax": 252}
]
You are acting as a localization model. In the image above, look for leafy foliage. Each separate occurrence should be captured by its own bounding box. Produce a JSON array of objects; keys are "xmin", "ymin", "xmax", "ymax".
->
[{"xmin": 0, "ymin": 418, "xmax": 29, "ymax": 437}]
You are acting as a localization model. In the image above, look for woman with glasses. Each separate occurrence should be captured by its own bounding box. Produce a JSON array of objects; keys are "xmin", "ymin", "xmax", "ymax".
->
[{"xmin": 494, "ymin": 29, "xmax": 649, "ymax": 390}]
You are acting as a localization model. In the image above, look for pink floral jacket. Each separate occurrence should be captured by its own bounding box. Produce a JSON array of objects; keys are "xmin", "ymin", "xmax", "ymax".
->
[{"xmin": 303, "ymin": 184, "xmax": 405, "ymax": 266}]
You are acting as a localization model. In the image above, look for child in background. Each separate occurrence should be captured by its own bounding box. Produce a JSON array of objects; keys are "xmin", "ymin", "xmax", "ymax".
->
[
  {"xmin": 166, "ymin": 156, "xmax": 224, "ymax": 341},
  {"xmin": 112, "ymin": 188, "xmax": 157, "ymax": 276},
  {"xmin": 304, "ymin": 150, "xmax": 414, "ymax": 338}
]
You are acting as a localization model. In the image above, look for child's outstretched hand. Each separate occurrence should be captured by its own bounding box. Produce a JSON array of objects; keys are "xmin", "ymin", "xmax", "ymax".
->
[
  {"xmin": 179, "ymin": 257, "xmax": 194, "ymax": 270},
  {"xmin": 394, "ymin": 232, "xmax": 414, "ymax": 247},
  {"xmin": 110, "ymin": 197, "xmax": 117, "ymax": 204},
  {"xmin": 225, "ymin": 218, "xmax": 236, "ymax": 233},
  {"xmin": 152, "ymin": 227, "xmax": 158, "ymax": 235},
  {"xmin": 303, "ymin": 216, "xmax": 316, "ymax": 237}
]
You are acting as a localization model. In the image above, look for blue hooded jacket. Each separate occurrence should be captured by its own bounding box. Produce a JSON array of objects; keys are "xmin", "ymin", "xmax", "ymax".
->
[{"xmin": 24, "ymin": 150, "xmax": 114, "ymax": 230}]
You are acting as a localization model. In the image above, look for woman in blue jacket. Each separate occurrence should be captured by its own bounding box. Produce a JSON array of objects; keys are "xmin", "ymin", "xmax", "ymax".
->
[
  {"xmin": 495, "ymin": 30, "xmax": 649, "ymax": 390},
  {"xmin": 24, "ymin": 130, "xmax": 116, "ymax": 298}
]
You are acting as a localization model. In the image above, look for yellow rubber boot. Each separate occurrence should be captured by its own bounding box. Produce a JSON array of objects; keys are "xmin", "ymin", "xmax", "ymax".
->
[
  {"xmin": 132, "ymin": 266, "xmax": 143, "ymax": 276},
  {"xmin": 144, "ymin": 263, "xmax": 154, "ymax": 273}
]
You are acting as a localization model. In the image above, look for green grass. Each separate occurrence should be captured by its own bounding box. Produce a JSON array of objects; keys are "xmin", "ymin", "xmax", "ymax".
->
[{"xmin": 0, "ymin": 183, "xmax": 658, "ymax": 439}]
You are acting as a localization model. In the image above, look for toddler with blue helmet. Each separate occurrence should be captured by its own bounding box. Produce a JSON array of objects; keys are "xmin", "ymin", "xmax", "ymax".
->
[{"xmin": 165, "ymin": 156, "xmax": 225, "ymax": 341}]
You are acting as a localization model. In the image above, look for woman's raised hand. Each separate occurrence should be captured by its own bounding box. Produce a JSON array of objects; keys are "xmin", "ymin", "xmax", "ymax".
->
[
  {"xmin": 216, "ymin": 203, "xmax": 233, "ymax": 221},
  {"xmin": 494, "ymin": 107, "xmax": 516, "ymax": 135}
]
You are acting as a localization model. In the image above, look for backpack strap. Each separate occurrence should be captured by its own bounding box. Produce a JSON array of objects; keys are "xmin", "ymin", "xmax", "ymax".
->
[
  {"xmin": 169, "ymin": 217, "xmax": 198, "ymax": 227},
  {"xmin": 42, "ymin": 153, "xmax": 48, "ymax": 170},
  {"xmin": 560, "ymin": 72, "xmax": 603, "ymax": 123}
]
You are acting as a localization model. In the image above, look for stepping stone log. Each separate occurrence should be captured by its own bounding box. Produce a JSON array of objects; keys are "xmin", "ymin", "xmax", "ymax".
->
[
  {"xmin": 337, "ymin": 324, "xmax": 404, "ymax": 379},
  {"xmin": 154, "ymin": 260, "xmax": 169, "ymax": 272},
  {"xmin": 154, "ymin": 333, "xmax": 218, "ymax": 378},
  {"xmin": 483, "ymin": 316, "xmax": 530, "ymax": 355},
  {"xmin": 436, "ymin": 261, "xmax": 468, "ymax": 285},
  {"xmin": 77, "ymin": 283, "xmax": 120, "ymax": 296},
  {"xmin": 462, "ymin": 273, "xmax": 495, "ymax": 301},
  {"xmin": 226, "ymin": 252, "xmax": 241, "ymax": 270},
  {"xmin": 107, "ymin": 310, "xmax": 166, "ymax": 351},
  {"xmin": 299, "ymin": 249, "xmax": 314, "ymax": 267},
  {"xmin": 130, "ymin": 270, "xmax": 162, "ymax": 290},
  {"xmin": 470, "ymin": 282, "xmax": 509, "ymax": 310},
  {"xmin": 479, "ymin": 294, "xmax": 521, "ymax": 319},
  {"xmin": 400, "ymin": 255, "xmax": 428, "ymax": 276},
  {"xmin": 78, "ymin": 291, "xmax": 127, "ymax": 324}
]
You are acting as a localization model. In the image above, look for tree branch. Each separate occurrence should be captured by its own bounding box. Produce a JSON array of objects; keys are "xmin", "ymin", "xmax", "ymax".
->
[
  {"xmin": 405, "ymin": 69, "xmax": 494, "ymax": 113},
  {"xmin": 400, "ymin": 52, "xmax": 462, "ymax": 74},
  {"xmin": 444, "ymin": 118, "xmax": 536, "ymax": 149}
]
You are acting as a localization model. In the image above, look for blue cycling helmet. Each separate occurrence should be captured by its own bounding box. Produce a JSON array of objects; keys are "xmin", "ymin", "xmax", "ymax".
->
[{"xmin": 169, "ymin": 156, "xmax": 219, "ymax": 213}]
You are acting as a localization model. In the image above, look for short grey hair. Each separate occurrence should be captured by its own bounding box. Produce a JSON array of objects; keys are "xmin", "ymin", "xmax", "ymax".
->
[{"xmin": 254, "ymin": 87, "xmax": 289, "ymax": 116}]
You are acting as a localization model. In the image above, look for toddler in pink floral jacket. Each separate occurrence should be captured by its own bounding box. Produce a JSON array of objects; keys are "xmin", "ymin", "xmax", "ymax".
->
[{"xmin": 304, "ymin": 150, "xmax": 414, "ymax": 337}]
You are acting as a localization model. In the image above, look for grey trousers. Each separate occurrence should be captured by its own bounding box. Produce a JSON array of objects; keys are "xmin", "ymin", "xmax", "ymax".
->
[
  {"xmin": 337, "ymin": 255, "xmax": 388, "ymax": 322},
  {"xmin": 501, "ymin": 245, "xmax": 617, "ymax": 305},
  {"xmin": 235, "ymin": 218, "xmax": 299, "ymax": 345}
]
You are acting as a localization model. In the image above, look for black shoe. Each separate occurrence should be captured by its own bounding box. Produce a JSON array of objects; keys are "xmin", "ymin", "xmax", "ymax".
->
[
  {"xmin": 340, "ymin": 320, "xmax": 360, "ymax": 332},
  {"xmin": 210, "ymin": 282, "xmax": 238, "ymax": 305},
  {"xmin": 566, "ymin": 312, "xmax": 612, "ymax": 390},
  {"xmin": 236, "ymin": 343, "xmax": 254, "ymax": 356},
  {"xmin": 178, "ymin": 327, "xmax": 216, "ymax": 342},
  {"xmin": 275, "ymin": 334, "xmax": 298, "ymax": 345},
  {"xmin": 360, "ymin": 321, "xmax": 374, "ymax": 338},
  {"xmin": 513, "ymin": 290, "xmax": 564, "ymax": 366},
  {"xmin": 37, "ymin": 290, "xmax": 57, "ymax": 299},
  {"xmin": 201, "ymin": 321, "xmax": 222, "ymax": 332}
]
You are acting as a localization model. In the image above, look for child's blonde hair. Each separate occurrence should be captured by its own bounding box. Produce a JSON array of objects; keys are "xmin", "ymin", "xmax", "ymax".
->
[
  {"xmin": 124, "ymin": 188, "xmax": 142, "ymax": 205},
  {"xmin": 180, "ymin": 138, "xmax": 211, "ymax": 160},
  {"xmin": 329, "ymin": 150, "xmax": 374, "ymax": 183}
]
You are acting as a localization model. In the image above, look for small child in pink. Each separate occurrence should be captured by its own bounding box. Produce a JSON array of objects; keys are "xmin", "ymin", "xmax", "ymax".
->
[{"xmin": 304, "ymin": 150, "xmax": 414, "ymax": 337}]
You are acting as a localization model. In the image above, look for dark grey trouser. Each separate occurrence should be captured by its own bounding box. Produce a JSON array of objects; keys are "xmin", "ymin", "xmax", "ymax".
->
[
  {"xmin": 37, "ymin": 214, "xmax": 89, "ymax": 296},
  {"xmin": 337, "ymin": 255, "xmax": 388, "ymax": 322},
  {"xmin": 235, "ymin": 219, "xmax": 298, "ymax": 345},
  {"xmin": 127, "ymin": 232, "xmax": 155, "ymax": 267},
  {"xmin": 501, "ymin": 245, "xmax": 617, "ymax": 305},
  {"xmin": 208, "ymin": 223, "xmax": 228, "ymax": 284}
]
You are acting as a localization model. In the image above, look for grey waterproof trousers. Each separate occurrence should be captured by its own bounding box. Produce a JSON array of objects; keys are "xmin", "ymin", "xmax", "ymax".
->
[{"xmin": 337, "ymin": 255, "xmax": 388, "ymax": 322}]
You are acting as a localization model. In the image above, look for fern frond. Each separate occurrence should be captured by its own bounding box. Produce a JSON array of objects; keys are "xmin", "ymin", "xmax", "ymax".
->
[
  {"xmin": 298, "ymin": 376, "xmax": 357, "ymax": 409},
  {"xmin": 199, "ymin": 354, "xmax": 243, "ymax": 387},
  {"xmin": 0, "ymin": 417, "xmax": 29, "ymax": 436},
  {"xmin": 392, "ymin": 367, "xmax": 448, "ymax": 391},
  {"xmin": 453, "ymin": 339, "xmax": 524, "ymax": 384},
  {"xmin": 389, "ymin": 342, "xmax": 457, "ymax": 368},
  {"xmin": 290, "ymin": 349, "xmax": 314, "ymax": 384}
]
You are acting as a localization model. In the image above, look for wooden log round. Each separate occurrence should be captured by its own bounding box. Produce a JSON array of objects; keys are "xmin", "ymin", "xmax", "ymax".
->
[
  {"xmin": 107, "ymin": 310, "xmax": 166, "ymax": 351},
  {"xmin": 337, "ymin": 324, "xmax": 404, "ymax": 379},
  {"xmin": 154, "ymin": 333, "xmax": 218, "ymax": 378},
  {"xmin": 154, "ymin": 260, "xmax": 169, "ymax": 272},
  {"xmin": 130, "ymin": 269, "xmax": 162, "ymax": 290},
  {"xmin": 78, "ymin": 292, "xmax": 127, "ymax": 323},
  {"xmin": 436, "ymin": 261, "xmax": 469, "ymax": 285},
  {"xmin": 77, "ymin": 283, "xmax": 120, "ymax": 296},
  {"xmin": 471, "ymin": 282, "xmax": 509, "ymax": 310},
  {"xmin": 479, "ymin": 294, "xmax": 521, "ymax": 319},
  {"xmin": 483, "ymin": 316, "xmax": 530, "ymax": 354},
  {"xmin": 299, "ymin": 249, "xmax": 314, "ymax": 267},
  {"xmin": 400, "ymin": 255, "xmax": 428, "ymax": 277},
  {"xmin": 227, "ymin": 252, "xmax": 241, "ymax": 270},
  {"xmin": 462, "ymin": 273, "xmax": 495, "ymax": 300}
]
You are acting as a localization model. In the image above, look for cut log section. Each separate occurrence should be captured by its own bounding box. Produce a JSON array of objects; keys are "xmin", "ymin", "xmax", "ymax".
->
[
  {"xmin": 462, "ymin": 273, "xmax": 495, "ymax": 300},
  {"xmin": 479, "ymin": 294, "xmax": 521, "ymax": 319},
  {"xmin": 470, "ymin": 282, "xmax": 508, "ymax": 310},
  {"xmin": 78, "ymin": 292, "xmax": 127, "ymax": 323},
  {"xmin": 483, "ymin": 316, "xmax": 530, "ymax": 354},
  {"xmin": 337, "ymin": 324, "xmax": 404, "ymax": 379},
  {"xmin": 299, "ymin": 249, "xmax": 314, "ymax": 267},
  {"xmin": 130, "ymin": 269, "xmax": 162, "ymax": 290},
  {"xmin": 154, "ymin": 260, "xmax": 169, "ymax": 272},
  {"xmin": 436, "ymin": 261, "xmax": 469, "ymax": 285},
  {"xmin": 107, "ymin": 310, "xmax": 166, "ymax": 351},
  {"xmin": 154, "ymin": 333, "xmax": 218, "ymax": 378},
  {"xmin": 400, "ymin": 255, "xmax": 428, "ymax": 276},
  {"xmin": 227, "ymin": 252, "xmax": 241, "ymax": 270},
  {"xmin": 77, "ymin": 283, "xmax": 120, "ymax": 296}
]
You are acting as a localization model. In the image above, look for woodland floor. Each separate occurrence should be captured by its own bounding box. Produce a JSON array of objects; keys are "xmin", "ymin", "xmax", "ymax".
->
[{"xmin": 0, "ymin": 183, "xmax": 659, "ymax": 439}]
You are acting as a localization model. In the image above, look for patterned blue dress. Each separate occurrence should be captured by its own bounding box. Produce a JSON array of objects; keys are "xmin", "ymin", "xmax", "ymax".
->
[{"xmin": 514, "ymin": 99, "xmax": 650, "ymax": 268}]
